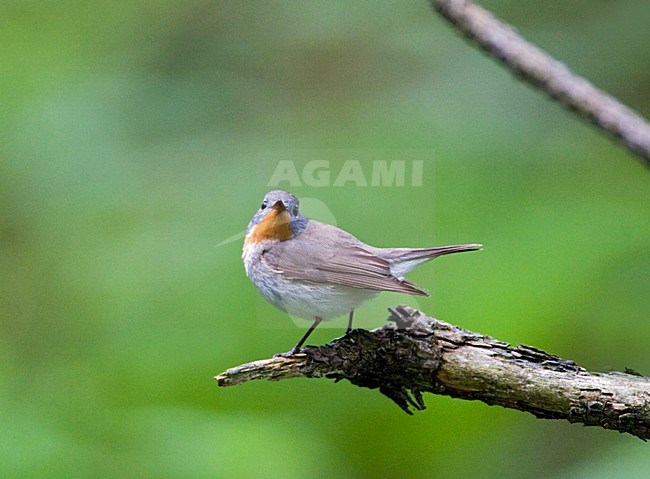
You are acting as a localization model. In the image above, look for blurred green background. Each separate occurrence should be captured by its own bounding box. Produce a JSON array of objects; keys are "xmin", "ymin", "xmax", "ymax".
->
[{"xmin": 2, "ymin": 1, "xmax": 649, "ymax": 477}]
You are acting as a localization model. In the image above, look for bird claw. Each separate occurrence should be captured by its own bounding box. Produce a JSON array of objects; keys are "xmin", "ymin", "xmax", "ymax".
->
[{"xmin": 273, "ymin": 348, "xmax": 300, "ymax": 358}]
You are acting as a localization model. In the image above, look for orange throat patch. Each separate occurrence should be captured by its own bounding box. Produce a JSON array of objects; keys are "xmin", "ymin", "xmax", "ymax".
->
[{"xmin": 245, "ymin": 208, "xmax": 293, "ymax": 245}]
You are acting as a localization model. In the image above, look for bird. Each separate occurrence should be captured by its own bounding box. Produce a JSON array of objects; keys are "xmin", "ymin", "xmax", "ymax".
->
[{"xmin": 242, "ymin": 190, "xmax": 481, "ymax": 355}]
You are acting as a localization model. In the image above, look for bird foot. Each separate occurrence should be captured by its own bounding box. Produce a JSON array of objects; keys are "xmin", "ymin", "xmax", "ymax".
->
[{"xmin": 273, "ymin": 348, "xmax": 300, "ymax": 358}]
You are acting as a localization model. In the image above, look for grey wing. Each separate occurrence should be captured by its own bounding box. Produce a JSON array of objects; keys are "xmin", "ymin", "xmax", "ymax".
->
[{"xmin": 262, "ymin": 221, "xmax": 428, "ymax": 296}]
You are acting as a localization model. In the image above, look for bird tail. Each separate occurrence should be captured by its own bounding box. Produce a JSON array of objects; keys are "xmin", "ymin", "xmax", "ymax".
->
[
  {"xmin": 394, "ymin": 243, "xmax": 482, "ymax": 260},
  {"xmin": 387, "ymin": 243, "xmax": 482, "ymax": 279}
]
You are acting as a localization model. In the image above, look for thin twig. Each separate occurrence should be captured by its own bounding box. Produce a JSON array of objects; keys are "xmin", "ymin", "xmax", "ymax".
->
[
  {"xmin": 430, "ymin": 0, "xmax": 650, "ymax": 166},
  {"xmin": 216, "ymin": 306, "xmax": 650, "ymax": 440}
]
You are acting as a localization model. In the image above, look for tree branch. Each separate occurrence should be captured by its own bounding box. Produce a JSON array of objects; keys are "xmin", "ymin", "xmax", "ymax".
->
[
  {"xmin": 429, "ymin": 0, "xmax": 650, "ymax": 167},
  {"xmin": 216, "ymin": 306, "xmax": 650, "ymax": 440}
]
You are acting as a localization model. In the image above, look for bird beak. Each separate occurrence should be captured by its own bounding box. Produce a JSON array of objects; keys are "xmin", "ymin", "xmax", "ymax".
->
[{"xmin": 271, "ymin": 200, "xmax": 286, "ymax": 212}]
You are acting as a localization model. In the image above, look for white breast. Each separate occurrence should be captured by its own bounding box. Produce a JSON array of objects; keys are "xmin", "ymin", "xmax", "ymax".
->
[{"xmin": 242, "ymin": 236, "xmax": 265, "ymax": 276}]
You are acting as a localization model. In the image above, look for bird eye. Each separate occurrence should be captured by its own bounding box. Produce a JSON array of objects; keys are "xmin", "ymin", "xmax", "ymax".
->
[
  {"xmin": 293, "ymin": 206, "xmax": 299, "ymax": 216},
  {"xmin": 260, "ymin": 200, "xmax": 268, "ymax": 210}
]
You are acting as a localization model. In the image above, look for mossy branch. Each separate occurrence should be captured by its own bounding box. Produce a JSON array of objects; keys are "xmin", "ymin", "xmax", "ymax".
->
[{"xmin": 216, "ymin": 306, "xmax": 650, "ymax": 440}]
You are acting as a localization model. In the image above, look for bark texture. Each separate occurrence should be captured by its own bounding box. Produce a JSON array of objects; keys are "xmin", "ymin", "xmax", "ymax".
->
[{"xmin": 216, "ymin": 306, "xmax": 650, "ymax": 440}]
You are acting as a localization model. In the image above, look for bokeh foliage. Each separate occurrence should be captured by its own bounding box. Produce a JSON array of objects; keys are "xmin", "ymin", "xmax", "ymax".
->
[{"xmin": 1, "ymin": 1, "xmax": 649, "ymax": 478}]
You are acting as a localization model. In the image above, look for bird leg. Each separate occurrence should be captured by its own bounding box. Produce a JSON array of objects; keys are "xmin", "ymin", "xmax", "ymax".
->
[
  {"xmin": 346, "ymin": 309, "xmax": 355, "ymax": 334},
  {"xmin": 276, "ymin": 317, "xmax": 324, "ymax": 357}
]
